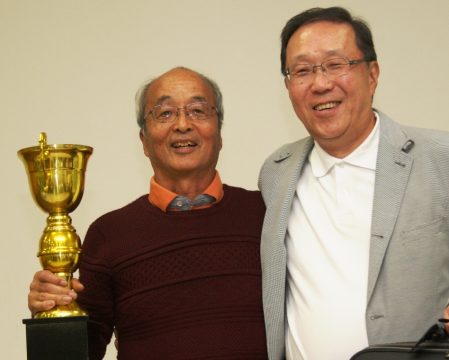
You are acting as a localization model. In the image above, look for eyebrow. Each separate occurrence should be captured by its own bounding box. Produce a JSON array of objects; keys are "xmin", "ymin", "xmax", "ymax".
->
[
  {"xmin": 155, "ymin": 95, "xmax": 172, "ymax": 106},
  {"xmin": 190, "ymin": 96, "xmax": 208, "ymax": 103},
  {"xmin": 154, "ymin": 95, "xmax": 208, "ymax": 106},
  {"xmin": 291, "ymin": 50, "xmax": 345, "ymax": 63}
]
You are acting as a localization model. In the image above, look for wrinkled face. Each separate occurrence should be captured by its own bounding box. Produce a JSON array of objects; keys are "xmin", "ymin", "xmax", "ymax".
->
[
  {"xmin": 140, "ymin": 68, "xmax": 222, "ymax": 182},
  {"xmin": 284, "ymin": 21, "xmax": 379, "ymax": 157}
]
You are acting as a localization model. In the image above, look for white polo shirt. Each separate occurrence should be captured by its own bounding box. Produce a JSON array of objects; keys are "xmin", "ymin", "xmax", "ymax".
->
[{"xmin": 285, "ymin": 114, "xmax": 380, "ymax": 360}]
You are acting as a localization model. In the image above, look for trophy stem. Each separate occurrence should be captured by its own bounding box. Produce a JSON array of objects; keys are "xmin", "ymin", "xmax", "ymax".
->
[
  {"xmin": 53, "ymin": 271, "xmax": 74, "ymax": 287},
  {"xmin": 34, "ymin": 212, "xmax": 87, "ymax": 318}
]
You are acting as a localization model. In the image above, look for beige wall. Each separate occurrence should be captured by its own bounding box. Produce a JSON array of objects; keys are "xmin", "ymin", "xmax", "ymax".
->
[{"xmin": 2, "ymin": 0, "xmax": 449, "ymax": 358}]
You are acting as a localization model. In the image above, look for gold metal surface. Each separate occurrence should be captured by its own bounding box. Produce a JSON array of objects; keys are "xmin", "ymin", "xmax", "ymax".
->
[{"xmin": 18, "ymin": 133, "xmax": 93, "ymax": 318}]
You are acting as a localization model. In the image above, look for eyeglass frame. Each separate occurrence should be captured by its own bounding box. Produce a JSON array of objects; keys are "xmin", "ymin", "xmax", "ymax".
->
[
  {"xmin": 144, "ymin": 101, "xmax": 218, "ymax": 124},
  {"xmin": 283, "ymin": 56, "xmax": 374, "ymax": 83}
]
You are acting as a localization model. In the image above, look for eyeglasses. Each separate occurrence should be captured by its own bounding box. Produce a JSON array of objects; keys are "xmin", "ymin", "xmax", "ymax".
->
[
  {"xmin": 284, "ymin": 57, "xmax": 372, "ymax": 85},
  {"xmin": 145, "ymin": 102, "xmax": 217, "ymax": 124}
]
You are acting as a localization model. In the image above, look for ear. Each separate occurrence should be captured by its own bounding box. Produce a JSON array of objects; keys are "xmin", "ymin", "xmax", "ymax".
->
[
  {"xmin": 368, "ymin": 61, "xmax": 380, "ymax": 96},
  {"xmin": 139, "ymin": 129, "xmax": 150, "ymax": 158},
  {"xmin": 284, "ymin": 76, "xmax": 289, "ymax": 89}
]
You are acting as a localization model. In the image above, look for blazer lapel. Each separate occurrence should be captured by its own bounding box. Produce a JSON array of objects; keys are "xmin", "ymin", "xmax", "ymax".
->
[
  {"xmin": 367, "ymin": 114, "xmax": 414, "ymax": 303},
  {"xmin": 261, "ymin": 137, "xmax": 313, "ymax": 359},
  {"xmin": 270, "ymin": 139, "xmax": 313, "ymax": 229}
]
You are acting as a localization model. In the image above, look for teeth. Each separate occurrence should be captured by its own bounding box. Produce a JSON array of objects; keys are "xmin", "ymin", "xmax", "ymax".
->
[
  {"xmin": 172, "ymin": 141, "xmax": 196, "ymax": 148},
  {"xmin": 314, "ymin": 101, "xmax": 339, "ymax": 111}
]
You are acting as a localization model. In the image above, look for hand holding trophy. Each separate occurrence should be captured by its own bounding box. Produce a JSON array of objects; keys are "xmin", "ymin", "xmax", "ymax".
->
[{"xmin": 18, "ymin": 132, "xmax": 93, "ymax": 318}]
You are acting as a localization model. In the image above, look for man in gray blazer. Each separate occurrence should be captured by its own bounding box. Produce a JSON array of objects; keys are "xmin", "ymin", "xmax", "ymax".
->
[{"xmin": 259, "ymin": 6, "xmax": 449, "ymax": 360}]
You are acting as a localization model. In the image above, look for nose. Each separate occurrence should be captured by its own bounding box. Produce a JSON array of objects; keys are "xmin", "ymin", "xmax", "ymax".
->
[
  {"xmin": 310, "ymin": 67, "xmax": 333, "ymax": 92},
  {"xmin": 173, "ymin": 108, "xmax": 192, "ymax": 132}
]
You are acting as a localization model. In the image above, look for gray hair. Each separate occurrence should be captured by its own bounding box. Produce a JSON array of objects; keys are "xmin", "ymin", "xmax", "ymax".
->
[{"xmin": 135, "ymin": 67, "xmax": 224, "ymax": 131}]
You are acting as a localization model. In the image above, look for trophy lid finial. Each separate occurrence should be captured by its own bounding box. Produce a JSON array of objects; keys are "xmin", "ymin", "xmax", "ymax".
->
[{"xmin": 38, "ymin": 132, "xmax": 47, "ymax": 149}]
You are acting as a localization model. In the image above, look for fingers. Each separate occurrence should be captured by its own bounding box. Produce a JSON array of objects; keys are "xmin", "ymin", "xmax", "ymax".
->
[
  {"xmin": 28, "ymin": 270, "xmax": 84, "ymax": 316},
  {"xmin": 32, "ymin": 270, "xmax": 67, "ymax": 289},
  {"xmin": 71, "ymin": 278, "xmax": 85, "ymax": 292}
]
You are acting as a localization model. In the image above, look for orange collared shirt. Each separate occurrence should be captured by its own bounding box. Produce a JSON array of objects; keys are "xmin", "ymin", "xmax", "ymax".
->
[{"xmin": 148, "ymin": 172, "xmax": 224, "ymax": 212}]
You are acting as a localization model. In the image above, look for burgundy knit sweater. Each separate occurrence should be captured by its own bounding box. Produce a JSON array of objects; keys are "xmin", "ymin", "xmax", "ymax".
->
[{"xmin": 78, "ymin": 185, "xmax": 268, "ymax": 359}]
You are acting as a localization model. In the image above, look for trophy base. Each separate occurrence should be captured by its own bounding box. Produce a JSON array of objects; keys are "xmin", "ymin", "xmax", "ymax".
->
[
  {"xmin": 34, "ymin": 301, "xmax": 87, "ymax": 319},
  {"xmin": 23, "ymin": 316, "xmax": 97, "ymax": 360}
]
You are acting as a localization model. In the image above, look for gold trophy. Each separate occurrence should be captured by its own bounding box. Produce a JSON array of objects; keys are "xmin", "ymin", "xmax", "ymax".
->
[{"xmin": 18, "ymin": 133, "xmax": 93, "ymax": 318}]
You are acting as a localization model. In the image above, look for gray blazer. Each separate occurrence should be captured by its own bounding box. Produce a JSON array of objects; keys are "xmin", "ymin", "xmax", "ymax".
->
[{"xmin": 258, "ymin": 111, "xmax": 449, "ymax": 360}]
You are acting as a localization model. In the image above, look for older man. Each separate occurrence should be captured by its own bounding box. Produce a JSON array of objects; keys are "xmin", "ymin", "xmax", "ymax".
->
[
  {"xmin": 28, "ymin": 67, "xmax": 268, "ymax": 359},
  {"xmin": 259, "ymin": 6, "xmax": 449, "ymax": 360}
]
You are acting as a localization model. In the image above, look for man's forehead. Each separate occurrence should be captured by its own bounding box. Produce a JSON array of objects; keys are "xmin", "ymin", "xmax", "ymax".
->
[
  {"xmin": 287, "ymin": 22, "xmax": 358, "ymax": 60},
  {"xmin": 145, "ymin": 70, "xmax": 212, "ymax": 103},
  {"xmin": 297, "ymin": 20, "xmax": 353, "ymax": 36},
  {"xmin": 154, "ymin": 69, "xmax": 206, "ymax": 88},
  {"xmin": 296, "ymin": 22, "xmax": 355, "ymax": 45}
]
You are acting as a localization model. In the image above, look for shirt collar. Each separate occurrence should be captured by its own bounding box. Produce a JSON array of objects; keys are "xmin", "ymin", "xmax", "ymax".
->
[
  {"xmin": 309, "ymin": 111, "xmax": 380, "ymax": 178},
  {"xmin": 148, "ymin": 171, "xmax": 224, "ymax": 212}
]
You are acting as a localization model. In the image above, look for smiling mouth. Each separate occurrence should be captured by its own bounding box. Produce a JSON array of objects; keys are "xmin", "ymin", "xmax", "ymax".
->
[
  {"xmin": 313, "ymin": 101, "xmax": 341, "ymax": 111},
  {"xmin": 172, "ymin": 141, "xmax": 197, "ymax": 148}
]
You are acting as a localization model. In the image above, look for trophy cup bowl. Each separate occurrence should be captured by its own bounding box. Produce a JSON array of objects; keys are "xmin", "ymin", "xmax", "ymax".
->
[{"xmin": 18, "ymin": 133, "xmax": 93, "ymax": 318}]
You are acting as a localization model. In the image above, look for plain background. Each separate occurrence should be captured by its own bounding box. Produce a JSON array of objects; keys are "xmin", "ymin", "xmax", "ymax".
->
[{"xmin": 2, "ymin": 0, "xmax": 449, "ymax": 358}]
